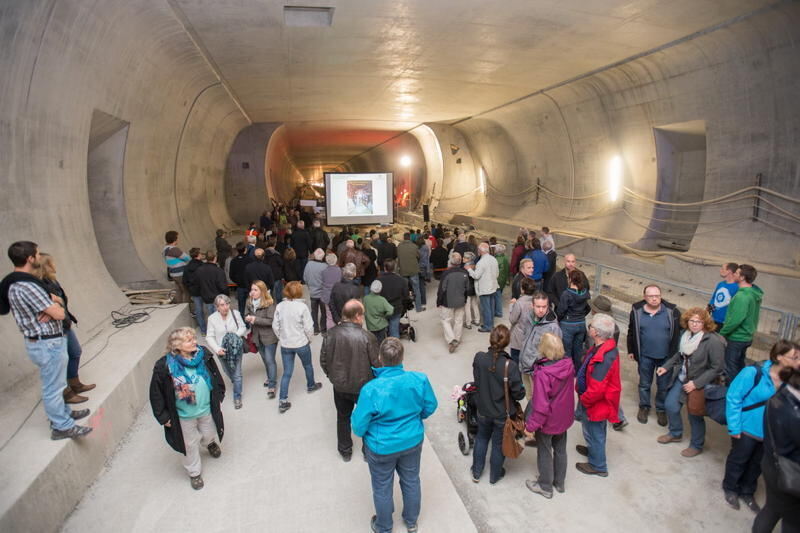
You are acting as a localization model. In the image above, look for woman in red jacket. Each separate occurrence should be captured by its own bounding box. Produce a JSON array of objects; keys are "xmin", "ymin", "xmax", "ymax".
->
[{"xmin": 574, "ymin": 313, "xmax": 621, "ymax": 477}]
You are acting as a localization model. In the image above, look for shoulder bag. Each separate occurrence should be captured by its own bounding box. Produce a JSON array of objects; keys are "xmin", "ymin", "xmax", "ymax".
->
[
  {"xmin": 764, "ymin": 390, "xmax": 800, "ymax": 497},
  {"xmin": 501, "ymin": 360, "xmax": 526, "ymax": 459}
]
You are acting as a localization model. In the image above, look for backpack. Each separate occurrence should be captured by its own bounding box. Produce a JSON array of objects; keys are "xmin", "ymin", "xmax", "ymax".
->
[{"xmin": 704, "ymin": 363, "xmax": 765, "ymax": 426}]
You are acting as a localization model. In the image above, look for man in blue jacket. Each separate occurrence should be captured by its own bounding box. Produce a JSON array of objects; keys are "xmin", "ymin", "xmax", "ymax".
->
[
  {"xmin": 352, "ymin": 337, "xmax": 438, "ymax": 533},
  {"xmin": 523, "ymin": 238, "xmax": 549, "ymax": 290}
]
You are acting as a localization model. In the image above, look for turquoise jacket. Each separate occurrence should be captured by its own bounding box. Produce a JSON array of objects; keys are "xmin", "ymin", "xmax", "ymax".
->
[
  {"xmin": 725, "ymin": 361, "xmax": 775, "ymax": 439},
  {"xmin": 351, "ymin": 365, "xmax": 438, "ymax": 455}
]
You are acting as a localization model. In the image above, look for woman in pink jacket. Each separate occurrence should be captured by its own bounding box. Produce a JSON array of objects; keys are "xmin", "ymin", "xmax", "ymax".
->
[{"xmin": 524, "ymin": 332, "xmax": 575, "ymax": 499}]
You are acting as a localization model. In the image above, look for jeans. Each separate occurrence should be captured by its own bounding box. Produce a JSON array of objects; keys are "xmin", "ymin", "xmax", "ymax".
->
[
  {"xmin": 509, "ymin": 348, "xmax": 520, "ymax": 364},
  {"xmin": 753, "ymin": 475, "xmax": 800, "ymax": 533},
  {"xmin": 273, "ymin": 280, "xmax": 284, "ymax": 304},
  {"xmin": 191, "ymin": 295, "xmax": 207, "ymax": 333},
  {"xmin": 577, "ymin": 402, "xmax": 607, "ymax": 472},
  {"xmin": 406, "ymin": 275, "xmax": 422, "ymax": 312},
  {"xmin": 472, "ymin": 414, "xmax": 505, "ymax": 482},
  {"xmin": 297, "ymin": 257, "xmax": 308, "ymax": 280},
  {"xmin": 664, "ymin": 378, "xmax": 706, "ymax": 450},
  {"xmin": 65, "ymin": 328, "xmax": 82, "ymax": 379},
  {"xmin": 536, "ymin": 431, "xmax": 567, "ymax": 492},
  {"xmin": 258, "ymin": 342, "xmax": 278, "ymax": 388},
  {"xmin": 722, "ymin": 433, "xmax": 763, "ymax": 496},
  {"xmin": 333, "ymin": 389, "xmax": 359, "ymax": 454},
  {"xmin": 478, "ymin": 295, "xmax": 494, "ymax": 331},
  {"xmin": 279, "ymin": 343, "xmax": 316, "ymax": 401},
  {"xmin": 493, "ymin": 288, "xmax": 503, "ymax": 317},
  {"xmin": 236, "ymin": 286, "xmax": 248, "ymax": 315},
  {"xmin": 387, "ymin": 313, "xmax": 401, "ymax": 339},
  {"xmin": 219, "ymin": 352, "xmax": 243, "ymax": 401},
  {"xmin": 25, "ymin": 336, "xmax": 74, "ymax": 431},
  {"xmin": 366, "ymin": 441, "xmax": 423, "ymax": 533},
  {"xmin": 638, "ymin": 355, "xmax": 670, "ymax": 411},
  {"xmin": 310, "ymin": 297, "xmax": 327, "ymax": 332},
  {"xmin": 560, "ymin": 321, "xmax": 586, "ymax": 369},
  {"xmin": 724, "ymin": 339, "xmax": 752, "ymax": 382},
  {"xmin": 371, "ymin": 328, "xmax": 388, "ymax": 345},
  {"xmin": 418, "ymin": 274, "xmax": 427, "ymax": 306},
  {"xmin": 204, "ymin": 303, "xmax": 216, "ymax": 321}
]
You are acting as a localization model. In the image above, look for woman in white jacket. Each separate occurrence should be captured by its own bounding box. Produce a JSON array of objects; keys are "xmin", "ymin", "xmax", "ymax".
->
[
  {"xmin": 206, "ymin": 294, "xmax": 247, "ymax": 409},
  {"xmin": 273, "ymin": 281, "xmax": 322, "ymax": 413}
]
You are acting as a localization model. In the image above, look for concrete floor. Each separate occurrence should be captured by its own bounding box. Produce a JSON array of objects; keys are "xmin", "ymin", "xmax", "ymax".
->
[{"xmin": 63, "ymin": 283, "xmax": 758, "ymax": 533}]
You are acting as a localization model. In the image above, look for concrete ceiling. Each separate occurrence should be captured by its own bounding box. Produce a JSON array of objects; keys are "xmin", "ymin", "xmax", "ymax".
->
[{"xmin": 172, "ymin": 0, "xmax": 773, "ymax": 169}]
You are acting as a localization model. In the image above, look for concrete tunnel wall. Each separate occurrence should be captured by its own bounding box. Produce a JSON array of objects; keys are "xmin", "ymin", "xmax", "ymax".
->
[{"xmin": 0, "ymin": 1, "xmax": 248, "ymax": 392}]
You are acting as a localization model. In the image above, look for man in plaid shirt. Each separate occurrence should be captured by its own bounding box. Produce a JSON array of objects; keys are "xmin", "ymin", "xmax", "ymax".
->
[{"xmin": 1, "ymin": 241, "xmax": 92, "ymax": 439}]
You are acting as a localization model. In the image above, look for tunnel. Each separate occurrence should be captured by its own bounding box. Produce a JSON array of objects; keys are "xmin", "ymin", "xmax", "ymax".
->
[{"xmin": 1, "ymin": 1, "xmax": 799, "ymax": 531}]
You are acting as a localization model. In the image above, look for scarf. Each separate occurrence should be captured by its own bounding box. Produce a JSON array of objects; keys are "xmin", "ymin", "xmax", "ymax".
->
[
  {"xmin": 167, "ymin": 347, "xmax": 212, "ymax": 405},
  {"xmin": 679, "ymin": 330, "xmax": 704, "ymax": 356}
]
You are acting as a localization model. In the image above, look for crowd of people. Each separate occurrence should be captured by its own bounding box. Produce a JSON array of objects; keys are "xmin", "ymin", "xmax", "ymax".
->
[{"xmin": 3, "ymin": 211, "xmax": 798, "ymax": 532}]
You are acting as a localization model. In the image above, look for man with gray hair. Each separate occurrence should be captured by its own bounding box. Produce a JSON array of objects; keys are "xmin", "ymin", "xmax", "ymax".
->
[
  {"xmin": 290, "ymin": 219, "xmax": 313, "ymax": 275},
  {"xmin": 574, "ymin": 313, "xmax": 622, "ymax": 477},
  {"xmin": 330, "ymin": 263, "xmax": 362, "ymax": 324},
  {"xmin": 352, "ymin": 337, "xmax": 438, "ymax": 533},
  {"xmin": 465, "ymin": 242, "xmax": 499, "ymax": 332},
  {"xmin": 320, "ymin": 299, "xmax": 379, "ymax": 461},
  {"xmin": 311, "ymin": 219, "xmax": 330, "ymax": 251},
  {"xmin": 436, "ymin": 252, "xmax": 468, "ymax": 353},
  {"xmin": 304, "ymin": 248, "xmax": 328, "ymax": 334}
]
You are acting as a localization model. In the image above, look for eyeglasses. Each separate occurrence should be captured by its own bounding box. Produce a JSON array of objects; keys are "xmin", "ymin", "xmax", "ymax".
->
[{"xmin": 688, "ymin": 319, "xmax": 704, "ymax": 324}]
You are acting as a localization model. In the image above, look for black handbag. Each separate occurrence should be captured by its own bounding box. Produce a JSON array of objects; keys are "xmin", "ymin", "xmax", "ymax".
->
[{"xmin": 765, "ymin": 391, "xmax": 800, "ymax": 498}]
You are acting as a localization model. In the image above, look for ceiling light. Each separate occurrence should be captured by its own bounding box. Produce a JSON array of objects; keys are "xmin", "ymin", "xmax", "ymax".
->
[
  {"xmin": 399, "ymin": 155, "xmax": 412, "ymax": 168},
  {"xmin": 609, "ymin": 155, "xmax": 622, "ymax": 202}
]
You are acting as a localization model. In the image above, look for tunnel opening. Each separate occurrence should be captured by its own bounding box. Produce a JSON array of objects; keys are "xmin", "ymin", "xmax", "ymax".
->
[
  {"xmin": 636, "ymin": 120, "xmax": 707, "ymax": 251},
  {"xmin": 87, "ymin": 110, "xmax": 156, "ymax": 288}
]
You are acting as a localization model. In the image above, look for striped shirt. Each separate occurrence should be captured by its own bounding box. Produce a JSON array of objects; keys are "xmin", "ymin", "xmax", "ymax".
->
[
  {"xmin": 8, "ymin": 281, "xmax": 62, "ymax": 338},
  {"xmin": 164, "ymin": 245, "xmax": 190, "ymax": 279}
]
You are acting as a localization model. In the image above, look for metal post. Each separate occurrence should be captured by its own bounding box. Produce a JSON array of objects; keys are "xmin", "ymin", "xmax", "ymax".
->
[
  {"xmin": 594, "ymin": 263, "xmax": 602, "ymax": 293},
  {"xmin": 752, "ymin": 173, "xmax": 762, "ymax": 222}
]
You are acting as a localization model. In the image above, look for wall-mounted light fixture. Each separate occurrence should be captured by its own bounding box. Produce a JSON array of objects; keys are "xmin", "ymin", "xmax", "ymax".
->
[
  {"xmin": 609, "ymin": 155, "xmax": 622, "ymax": 202},
  {"xmin": 479, "ymin": 167, "xmax": 487, "ymax": 194},
  {"xmin": 399, "ymin": 155, "xmax": 412, "ymax": 168}
]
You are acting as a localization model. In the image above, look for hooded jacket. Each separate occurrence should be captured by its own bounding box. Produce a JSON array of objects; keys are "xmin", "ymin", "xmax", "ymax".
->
[
  {"xmin": 526, "ymin": 357, "xmax": 575, "ymax": 434},
  {"xmin": 556, "ymin": 288, "xmax": 591, "ymax": 323},
  {"xmin": 577, "ymin": 339, "xmax": 621, "ymax": 423},
  {"xmin": 626, "ymin": 299, "xmax": 681, "ymax": 362},
  {"xmin": 719, "ymin": 285, "xmax": 764, "ymax": 342},
  {"xmin": 149, "ymin": 350, "xmax": 225, "ymax": 455},
  {"xmin": 726, "ymin": 361, "xmax": 776, "ymax": 439},
  {"xmin": 351, "ymin": 365, "xmax": 438, "ymax": 455},
  {"xmin": 518, "ymin": 309, "xmax": 562, "ymax": 374}
]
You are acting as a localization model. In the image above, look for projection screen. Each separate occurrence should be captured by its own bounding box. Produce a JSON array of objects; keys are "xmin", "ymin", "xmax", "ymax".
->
[{"xmin": 324, "ymin": 172, "xmax": 394, "ymax": 226}]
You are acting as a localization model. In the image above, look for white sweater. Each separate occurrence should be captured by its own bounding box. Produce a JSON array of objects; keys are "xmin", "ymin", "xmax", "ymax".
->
[
  {"xmin": 273, "ymin": 299, "xmax": 313, "ymax": 349},
  {"xmin": 206, "ymin": 310, "xmax": 246, "ymax": 354},
  {"xmin": 468, "ymin": 253, "xmax": 499, "ymax": 296}
]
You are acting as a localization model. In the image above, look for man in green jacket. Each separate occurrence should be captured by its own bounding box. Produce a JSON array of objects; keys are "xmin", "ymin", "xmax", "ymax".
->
[
  {"xmin": 396, "ymin": 233, "xmax": 422, "ymax": 313},
  {"xmin": 719, "ymin": 264, "xmax": 764, "ymax": 381},
  {"xmin": 364, "ymin": 280, "xmax": 395, "ymax": 344},
  {"xmin": 494, "ymin": 244, "xmax": 510, "ymax": 319}
]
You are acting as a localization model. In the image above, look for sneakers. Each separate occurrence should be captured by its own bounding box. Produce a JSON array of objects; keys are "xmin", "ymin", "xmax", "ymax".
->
[
  {"xmin": 575, "ymin": 462, "xmax": 608, "ymax": 477},
  {"xmin": 370, "ymin": 515, "xmax": 379, "ymax": 533},
  {"xmin": 464, "ymin": 324, "xmax": 472, "ymax": 330},
  {"xmin": 51, "ymin": 425, "xmax": 92, "ymax": 440},
  {"xmin": 657, "ymin": 434, "xmax": 682, "ymax": 444},
  {"xmin": 740, "ymin": 495, "xmax": 761, "ymax": 514},
  {"xmin": 406, "ymin": 522, "xmax": 418, "ymax": 532},
  {"xmin": 575, "ymin": 444, "xmax": 589, "ymax": 457},
  {"xmin": 279, "ymin": 400, "xmax": 292, "ymax": 413},
  {"xmin": 267, "ymin": 388, "xmax": 276, "ymax": 400},
  {"xmin": 680, "ymin": 447, "xmax": 702, "ymax": 458},
  {"xmin": 525, "ymin": 480, "xmax": 553, "ymax": 499},
  {"xmin": 314, "ymin": 329, "xmax": 320, "ymax": 336},
  {"xmin": 70, "ymin": 409, "xmax": 91, "ymax": 420},
  {"xmin": 448, "ymin": 340, "xmax": 457, "ymax": 353},
  {"xmin": 190, "ymin": 475, "xmax": 204, "ymax": 490},
  {"xmin": 340, "ymin": 452, "xmax": 352, "ymax": 463},
  {"xmin": 637, "ymin": 407, "xmax": 650, "ymax": 424},
  {"xmin": 234, "ymin": 399, "xmax": 243, "ymax": 409},
  {"xmin": 612, "ymin": 420, "xmax": 628, "ymax": 431},
  {"xmin": 656, "ymin": 411, "xmax": 668, "ymax": 427},
  {"xmin": 307, "ymin": 382, "xmax": 323, "ymax": 393},
  {"xmin": 207, "ymin": 442, "xmax": 222, "ymax": 458},
  {"xmin": 724, "ymin": 490, "xmax": 740, "ymax": 510}
]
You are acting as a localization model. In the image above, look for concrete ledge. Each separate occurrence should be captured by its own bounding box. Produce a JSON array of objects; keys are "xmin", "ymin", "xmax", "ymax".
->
[{"xmin": 0, "ymin": 305, "xmax": 190, "ymax": 533}]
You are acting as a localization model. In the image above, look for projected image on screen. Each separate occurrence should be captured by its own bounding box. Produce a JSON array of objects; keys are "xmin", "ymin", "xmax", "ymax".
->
[
  {"xmin": 347, "ymin": 181, "xmax": 373, "ymax": 215},
  {"xmin": 325, "ymin": 172, "xmax": 394, "ymax": 226}
]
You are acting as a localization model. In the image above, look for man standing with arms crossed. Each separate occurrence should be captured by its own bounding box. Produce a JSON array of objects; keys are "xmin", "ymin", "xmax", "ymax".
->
[
  {"xmin": 320, "ymin": 300, "xmax": 379, "ymax": 462},
  {"xmin": 0, "ymin": 241, "xmax": 92, "ymax": 439}
]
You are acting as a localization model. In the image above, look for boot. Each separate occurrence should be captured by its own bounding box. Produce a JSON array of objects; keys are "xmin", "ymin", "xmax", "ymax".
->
[
  {"xmin": 63, "ymin": 386, "xmax": 88, "ymax": 404},
  {"xmin": 69, "ymin": 376, "xmax": 96, "ymax": 394}
]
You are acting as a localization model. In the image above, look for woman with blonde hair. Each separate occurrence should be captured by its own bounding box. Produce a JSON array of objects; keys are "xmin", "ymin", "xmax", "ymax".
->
[
  {"xmin": 244, "ymin": 280, "xmax": 279, "ymax": 399},
  {"xmin": 656, "ymin": 307, "xmax": 724, "ymax": 457},
  {"xmin": 149, "ymin": 327, "xmax": 225, "ymax": 490},
  {"xmin": 36, "ymin": 253, "xmax": 95, "ymax": 403},
  {"xmin": 524, "ymin": 331, "xmax": 575, "ymax": 499},
  {"xmin": 273, "ymin": 281, "xmax": 322, "ymax": 413}
]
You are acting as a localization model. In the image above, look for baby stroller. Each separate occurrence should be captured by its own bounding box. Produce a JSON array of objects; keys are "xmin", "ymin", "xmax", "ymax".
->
[
  {"xmin": 455, "ymin": 381, "xmax": 478, "ymax": 455},
  {"xmin": 398, "ymin": 296, "xmax": 416, "ymax": 342}
]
